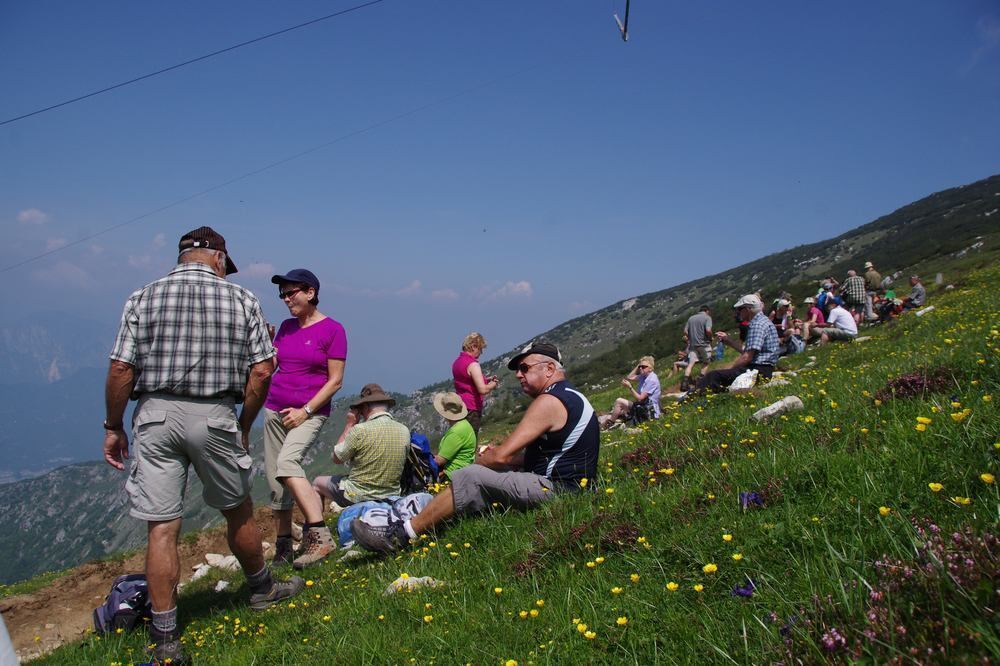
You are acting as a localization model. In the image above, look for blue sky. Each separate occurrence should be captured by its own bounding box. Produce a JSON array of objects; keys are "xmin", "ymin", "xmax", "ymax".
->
[{"xmin": 2, "ymin": 0, "xmax": 998, "ymax": 393}]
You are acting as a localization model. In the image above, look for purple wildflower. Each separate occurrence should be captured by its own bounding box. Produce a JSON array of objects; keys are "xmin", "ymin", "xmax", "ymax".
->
[
  {"xmin": 740, "ymin": 491, "xmax": 765, "ymax": 510},
  {"xmin": 732, "ymin": 578, "xmax": 756, "ymax": 598}
]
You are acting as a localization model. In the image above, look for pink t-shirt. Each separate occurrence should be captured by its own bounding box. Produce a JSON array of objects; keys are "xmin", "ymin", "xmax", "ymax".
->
[
  {"xmin": 808, "ymin": 306, "xmax": 826, "ymax": 325},
  {"xmin": 265, "ymin": 317, "xmax": 347, "ymax": 416},
  {"xmin": 452, "ymin": 351, "xmax": 483, "ymax": 412}
]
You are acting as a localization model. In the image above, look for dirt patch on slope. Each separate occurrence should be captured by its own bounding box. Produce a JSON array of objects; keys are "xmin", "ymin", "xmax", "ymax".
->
[{"xmin": 2, "ymin": 506, "xmax": 287, "ymax": 662}]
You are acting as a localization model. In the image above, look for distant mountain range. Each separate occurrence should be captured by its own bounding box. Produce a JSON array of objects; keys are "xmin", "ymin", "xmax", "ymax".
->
[{"xmin": 0, "ymin": 174, "xmax": 997, "ymax": 583}]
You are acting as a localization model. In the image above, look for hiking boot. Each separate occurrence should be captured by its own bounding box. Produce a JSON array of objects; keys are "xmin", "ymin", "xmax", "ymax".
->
[
  {"xmin": 148, "ymin": 629, "xmax": 189, "ymax": 666},
  {"xmin": 249, "ymin": 575, "xmax": 305, "ymax": 610},
  {"xmin": 292, "ymin": 526, "xmax": 335, "ymax": 569},
  {"xmin": 272, "ymin": 535, "xmax": 296, "ymax": 566},
  {"xmin": 350, "ymin": 516, "xmax": 410, "ymax": 553}
]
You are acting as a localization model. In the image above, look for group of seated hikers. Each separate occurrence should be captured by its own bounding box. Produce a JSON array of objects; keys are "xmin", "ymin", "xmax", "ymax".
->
[{"xmin": 599, "ymin": 260, "xmax": 930, "ymax": 427}]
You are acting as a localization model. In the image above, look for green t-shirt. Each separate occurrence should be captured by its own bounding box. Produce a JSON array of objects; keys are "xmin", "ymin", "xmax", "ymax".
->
[{"xmin": 437, "ymin": 419, "xmax": 477, "ymax": 478}]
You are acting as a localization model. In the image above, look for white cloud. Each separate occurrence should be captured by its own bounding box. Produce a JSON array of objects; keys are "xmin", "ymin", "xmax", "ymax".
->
[
  {"xmin": 31, "ymin": 260, "xmax": 95, "ymax": 289},
  {"xmin": 430, "ymin": 288, "xmax": 460, "ymax": 302},
  {"xmin": 241, "ymin": 262, "xmax": 275, "ymax": 278},
  {"xmin": 964, "ymin": 15, "xmax": 1000, "ymax": 72},
  {"xmin": 128, "ymin": 255, "xmax": 152, "ymax": 269},
  {"xmin": 152, "ymin": 233, "xmax": 166, "ymax": 248},
  {"xmin": 18, "ymin": 208, "xmax": 49, "ymax": 225},
  {"xmin": 45, "ymin": 237, "xmax": 67, "ymax": 251},
  {"xmin": 487, "ymin": 280, "xmax": 533, "ymax": 300},
  {"xmin": 396, "ymin": 280, "xmax": 422, "ymax": 297}
]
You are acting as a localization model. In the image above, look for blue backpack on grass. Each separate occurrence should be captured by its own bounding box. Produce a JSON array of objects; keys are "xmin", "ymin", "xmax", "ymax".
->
[
  {"xmin": 93, "ymin": 573, "xmax": 151, "ymax": 634},
  {"xmin": 400, "ymin": 433, "xmax": 439, "ymax": 494}
]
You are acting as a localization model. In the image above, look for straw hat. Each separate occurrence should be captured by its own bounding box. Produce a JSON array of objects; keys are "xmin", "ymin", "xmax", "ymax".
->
[{"xmin": 433, "ymin": 392, "xmax": 468, "ymax": 421}]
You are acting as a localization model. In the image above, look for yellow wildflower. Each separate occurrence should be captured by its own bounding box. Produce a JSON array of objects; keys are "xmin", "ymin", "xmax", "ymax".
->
[
  {"xmin": 579, "ymin": 478, "xmax": 588, "ymax": 488},
  {"xmin": 951, "ymin": 496, "xmax": 972, "ymax": 505},
  {"xmin": 879, "ymin": 506, "xmax": 891, "ymax": 517},
  {"xmin": 981, "ymin": 473, "xmax": 995, "ymax": 484},
  {"xmin": 616, "ymin": 617, "xmax": 628, "ymax": 626},
  {"xmin": 928, "ymin": 482, "xmax": 943, "ymax": 492},
  {"xmin": 423, "ymin": 615, "xmax": 433, "ymax": 623},
  {"xmin": 703, "ymin": 563, "xmax": 718, "ymax": 574},
  {"xmin": 494, "ymin": 587, "xmax": 503, "ymax": 595},
  {"xmin": 693, "ymin": 584, "xmax": 704, "ymax": 592},
  {"xmin": 611, "ymin": 587, "xmax": 623, "ymax": 595},
  {"xmin": 630, "ymin": 573, "xmax": 640, "ymax": 583},
  {"xmin": 722, "ymin": 534, "xmax": 733, "ymax": 542},
  {"xmin": 576, "ymin": 623, "xmax": 588, "ymax": 634},
  {"xmin": 584, "ymin": 630, "xmax": 597, "ymax": 640},
  {"xmin": 731, "ymin": 553, "xmax": 743, "ymax": 561},
  {"xmin": 915, "ymin": 424, "xmax": 927, "ymax": 432},
  {"xmin": 666, "ymin": 582, "xmax": 679, "ymax": 591}
]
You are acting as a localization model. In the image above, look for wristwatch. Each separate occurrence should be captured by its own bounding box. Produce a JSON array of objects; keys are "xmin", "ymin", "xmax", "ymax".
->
[
  {"xmin": 103, "ymin": 419, "xmax": 123, "ymax": 431},
  {"xmin": 303, "ymin": 405, "xmax": 314, "ymax": 417}
]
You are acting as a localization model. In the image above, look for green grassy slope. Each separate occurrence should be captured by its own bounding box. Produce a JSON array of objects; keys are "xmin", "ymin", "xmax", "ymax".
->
[{"xmin": 39, "ymin": 256, "xmax": 998, "ymax": 663}]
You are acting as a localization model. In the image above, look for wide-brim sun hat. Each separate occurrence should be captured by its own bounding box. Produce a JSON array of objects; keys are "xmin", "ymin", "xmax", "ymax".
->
[
  {"xmin": 349, "ymin": 383, "xmax": 396, "ymax": 409},
  {"xmin": 433, "ymin": 392, "xmax": 468, "ymax": 421}
]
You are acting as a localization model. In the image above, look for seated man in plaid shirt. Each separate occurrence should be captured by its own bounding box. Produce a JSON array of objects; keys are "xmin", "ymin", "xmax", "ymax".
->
[
  {"xmin": 693, "ymin": 294, "xmax": 780, "ymax": 394},
  {"xmin": 312, "ymin": 383, "xmax": 410, "ymax": 507}
]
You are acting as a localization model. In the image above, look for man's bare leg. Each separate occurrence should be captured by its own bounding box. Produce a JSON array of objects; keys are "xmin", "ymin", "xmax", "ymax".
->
[
  {"xmin": 409, "ymin": 488, "xmax": 457, "ymax": 535},
  {"xmin": 146, "ymin": 518, "xmax": 182, "ymax": 612}
]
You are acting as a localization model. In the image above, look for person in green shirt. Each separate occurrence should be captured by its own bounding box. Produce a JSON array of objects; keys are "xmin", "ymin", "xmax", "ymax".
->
[{"xmin": 432, "ymin": 392, "xmax": 477, "ymax": 479}]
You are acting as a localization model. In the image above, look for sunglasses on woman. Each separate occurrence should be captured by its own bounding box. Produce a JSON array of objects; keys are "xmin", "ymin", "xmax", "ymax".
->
[{"xmin": 279, "ymin": 288, "xmax": 303, "ymax": 300}]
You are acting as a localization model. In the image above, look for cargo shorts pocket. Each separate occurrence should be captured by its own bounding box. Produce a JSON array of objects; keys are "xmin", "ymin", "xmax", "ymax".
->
[{"xmin": 199, "ymin": 417, "xmax": 252, "ymax": 510}]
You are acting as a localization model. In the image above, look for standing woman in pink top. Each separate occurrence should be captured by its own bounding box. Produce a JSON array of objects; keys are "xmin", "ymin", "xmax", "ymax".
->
[
  {"xmin": 451, "ymin": 332, "xmax": 498, "ymax": 434},
  {"xmin": 264, "ymin": 269, "xmax": 347, "ymax": 569}
]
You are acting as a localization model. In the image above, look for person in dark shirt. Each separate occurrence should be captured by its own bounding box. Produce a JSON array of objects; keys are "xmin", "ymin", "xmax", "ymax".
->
[{"xmin": 350, "ymin": 342, "xmax": 600, "ymax": 553}]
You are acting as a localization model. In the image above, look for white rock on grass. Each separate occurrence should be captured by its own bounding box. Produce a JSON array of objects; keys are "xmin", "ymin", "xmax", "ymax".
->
[
  {"xmin": 190, "ymin": 564, "xmax": 212, "ymax": 582},
  {"xmin": 752, "ymin": 396, "xmax": 804, "ymax": 421},
  {"xmin": 205, "ymin": 553, "xmax": 240, "ymax": 571},
  {"xmin": 854, "ymin": 336, "xmax": 872, "ymax": 343},
  {"xmin": 764, "ymin": 378, "xmax": 791, "ymax": 387},
  {"xmin": 214, "ymin": 580, "xmax": 230, "ymax": 592},
  {"xmin": 384, "ymin": 575, "xmax": 444, "ymax": 595}
]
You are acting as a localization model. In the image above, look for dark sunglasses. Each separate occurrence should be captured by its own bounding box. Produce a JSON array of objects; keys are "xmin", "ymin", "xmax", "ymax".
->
[
  {"xmin": 279, "ymin": 288, "xmax": 303, "ymax": 300},
  {"xmin": 517, "ymin": 360, "xmax": 551, "ymax": 373},
  {"xmin": 638, "ymin": 364, "xmax": 649, "ymax": 369}
]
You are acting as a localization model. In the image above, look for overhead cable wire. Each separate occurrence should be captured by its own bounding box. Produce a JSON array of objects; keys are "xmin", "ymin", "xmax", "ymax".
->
[
  {"xmin": 0, "ymin": 63, "xmax": 541, "ymax": 274},
  {"xmin": 0, "ymin": 0, "xmax": 388, "ymax": 127}
]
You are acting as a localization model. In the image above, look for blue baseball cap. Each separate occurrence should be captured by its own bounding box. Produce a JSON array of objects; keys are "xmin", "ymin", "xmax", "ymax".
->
[{"xmin": 271, "ymin": 268, "xmax": 320, "ymax": 292}]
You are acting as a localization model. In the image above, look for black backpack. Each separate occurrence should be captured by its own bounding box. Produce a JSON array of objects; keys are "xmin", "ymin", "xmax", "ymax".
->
[
  {"xmin": 400, "ymin": 433, "xmax": 440, "ymax": 494},
  {"xmin": 93, "ymin": 573, "xmax": 151, "ymax": 634},
  {"xmin": 626, "ymin": 399, "xmax": 654, "ymax": 426}
]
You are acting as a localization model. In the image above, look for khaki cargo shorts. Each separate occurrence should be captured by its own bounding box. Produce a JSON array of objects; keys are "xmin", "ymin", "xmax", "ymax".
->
[
  {"xmin": 126, "ymin": 393, "xmax": 252, "ymax": 521},
  {"xmin": 688, "ymin": 346, "xmax": 713, "ymax": 365},
  {"xmin": 450, "ymin": 464, "xmax": 555, "ymax": 516},
  {"xmin": 262, "ymin": 408, "xmax": 327, "ymax": 511}
]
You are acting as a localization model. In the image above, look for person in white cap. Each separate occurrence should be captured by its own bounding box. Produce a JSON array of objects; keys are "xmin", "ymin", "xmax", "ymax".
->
[{"xmin": 693, "ymin": 294, "xmax": 780, "ymax": 394}]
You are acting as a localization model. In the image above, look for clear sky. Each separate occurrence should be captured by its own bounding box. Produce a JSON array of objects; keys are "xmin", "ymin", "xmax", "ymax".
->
[{"xmin": 2, "ymin": 1, "xmax": 998, "ymax": 393}]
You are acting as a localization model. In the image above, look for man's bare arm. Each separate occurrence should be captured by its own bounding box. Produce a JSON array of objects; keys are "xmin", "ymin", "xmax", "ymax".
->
[
  {"xmin": 239, "ymin": 360, "xmax": 274, "ymax": 449},
  {"xmin": 103, "ymin": 360, "xmax": 135, "ymax": 470},
  {"xmin": 477, "ymin": 394, "xmax": 566, "ymax": 470}
]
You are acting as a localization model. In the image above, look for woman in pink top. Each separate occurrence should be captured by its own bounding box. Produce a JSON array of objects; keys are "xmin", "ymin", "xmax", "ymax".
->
[
  {"xmin": 263, "ymin": 268, "xmax": 347, "ymax": 569},
  {"xmin": 451, "ymin": 332, "xmax": 498, "ymax": 434}
]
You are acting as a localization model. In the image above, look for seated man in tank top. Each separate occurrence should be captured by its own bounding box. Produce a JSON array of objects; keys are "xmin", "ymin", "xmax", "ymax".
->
[{"xmin": 350, "ymin": 342, "xmax": 600, "ymax": 553}]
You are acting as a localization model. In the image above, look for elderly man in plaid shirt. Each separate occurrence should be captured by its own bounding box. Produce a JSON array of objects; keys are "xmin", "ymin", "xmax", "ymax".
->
[
  {"xmin": 102, "ymin": 226, "xmax": 304, "ymax": 666},
  {"xmin": 693, "ymin": 294, "xmax": 780, "ymax": 394}
]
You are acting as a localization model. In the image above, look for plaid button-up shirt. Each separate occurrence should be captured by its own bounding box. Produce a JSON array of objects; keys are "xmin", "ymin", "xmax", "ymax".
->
[
  {"xmin": 110, "ymin": 262, "xmax": 275, "ymax": 400},
  {"xmin": 333, "ymin": 412, "xmax": 410, "ymax": 502},
  {"xmin": 743, "ymin": 312, "xmax": 780, "ymax": 367},
  {"xmin": 842, "ymin": 275, "xmax": 867, "ymax": 305}
]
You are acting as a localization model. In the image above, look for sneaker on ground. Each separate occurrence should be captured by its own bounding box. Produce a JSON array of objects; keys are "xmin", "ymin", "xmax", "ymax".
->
[
  {"xmin": 249, "ymin": 575, "xmax": 305, "ymax": 610},
  {"xmin": 147, "ymin": 630, "xmax": 189, "ymax": 666},
  {"xmin": 292, "ymin": 526, "xmax": 335, "ymax": 569},
  {"xmin": 272, "ymin": 535, "xmax": 296, "ymax": 566},
  {"xmin": 350, "ymin": 517, "xmax": 410, "ymax": 553}
]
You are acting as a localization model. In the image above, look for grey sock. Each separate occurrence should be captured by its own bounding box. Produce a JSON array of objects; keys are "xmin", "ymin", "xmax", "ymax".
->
[
  {"xmin": 246, "ymin": 565, "xmax": 273, "ymax": 593},
  {"xmin": 151, "ymin": 607, "xmax": 178, "ymax": 635}
]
